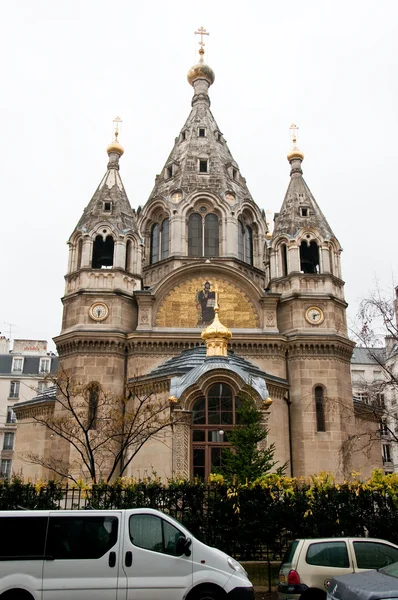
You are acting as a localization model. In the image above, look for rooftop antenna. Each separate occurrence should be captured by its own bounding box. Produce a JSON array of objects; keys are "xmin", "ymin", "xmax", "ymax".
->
[{"xmin": 4, "ymin": 322, "xmax": 18, "ymax": 344}]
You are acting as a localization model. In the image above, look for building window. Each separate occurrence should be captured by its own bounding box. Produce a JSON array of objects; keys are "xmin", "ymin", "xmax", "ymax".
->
[
  {"xmin": 12, "ymin": 358, "xmax": 23, "ymax": 373},
  {"xmin": 103, "ymin": 201, "xmax": 112, "ymax": 212},
  {"xmin": 6, "ymin": 408, "xmax": 16, "ymax": 424},
  {"xmin": 125, "ymin": 239, "xmax": 132, "ymax": 272},
  {"xmin": 39, "ymin": 358, "xmax": 51, "ymax": 374},
  {"xmin": 315, "ymin": 386, "xmax": 325, "ymax": 432},
  {"xmin": 281, "ymin": 243, "xmax": 288, "ymax": 276},
  {"xmin": 166, "ymin": 165, "xmax": 173, "ymax": 179},
  {"xmin": 192, "ymin": 383, "xmax": 241, "ymax": 479},
  {"xmin": 38, "ymin": 381, "xmax": 47, "ymax": 393},
  {"xmin": 188, "ymin": 213, "xmax": 219, "ymax": 258},
  {"xmin": 3, "ymin": 433, "xmax": 14, "ymax": 451},
  {"xmin": 9, "ymin": 381, "xmax": 20, "ymax": 399},
  {"xmin": 150, "ymin": 219, "xmax": 169, "ymax": 265},
  {"xmin": 92, "ymin": 235, "xmax": 114, "ymax": 269},
  {"xmin": 238, "ymin": 221, "xmax": 253, "ymax": 265},
  {"xmin": 300, "ymin": 207, "xmax": 308, "ymax": 217},
  {"xmin": 300, "ymin": 240, "xmax": 320, "ymax": 274},
  {"xmin": 232, "ymin": 168, "xmax": 238, "ymax": 180},
  {"xmin": 198, "ymin": 128, "xmax": 206, "ymax": 137},
  {"xmin": 181, "ymin": 131, "xmax": 186, "ymax": 141},
  {"xmin": 199, "ymin": 160, "xmax": 208, "ymax": 173},
  {"xmin": 87, "ymin": 382, "xmax": 100, "ymax": 430},
  {"xmin": 0, "ymin": 459, "xmax": 11, "ymax": 478},
  {"xmin": 76, "ymin": 237, "xmax": 83, "ymax": 270},
  {"xmin": 383, "ymin": 444, "xmax": 392, "ymax": 464}
]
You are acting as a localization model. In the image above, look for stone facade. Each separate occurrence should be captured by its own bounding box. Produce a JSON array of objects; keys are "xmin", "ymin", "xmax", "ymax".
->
[{"xmin": 12, "ymin": 50, "xmax": 382, "ymax": 482}]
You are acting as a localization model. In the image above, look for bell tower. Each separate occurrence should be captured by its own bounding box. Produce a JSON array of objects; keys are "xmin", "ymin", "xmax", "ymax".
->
[
  {"xmin": 54, "ymin": 123, "xmax": 142, "ymax": 395},
  {"xmin": 268, "ymin": 125, "xmax": 355, "ymax": 476}
]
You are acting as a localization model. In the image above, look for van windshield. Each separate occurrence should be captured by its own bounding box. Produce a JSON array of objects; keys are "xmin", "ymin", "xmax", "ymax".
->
[{"xmin": 163, "ymin": 513, "xmax": 192, "ymax": 536}]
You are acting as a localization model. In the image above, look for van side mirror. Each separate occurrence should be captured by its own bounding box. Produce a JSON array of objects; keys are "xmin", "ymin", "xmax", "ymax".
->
[{"xmin": 176, "ymin": 536, "xmax": 192, "ymax": 557}]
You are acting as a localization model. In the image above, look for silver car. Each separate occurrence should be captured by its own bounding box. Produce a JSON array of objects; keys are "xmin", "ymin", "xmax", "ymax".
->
[{"xmin": 327, "ymin": 561, "xmax": 398, "ymax": 600}]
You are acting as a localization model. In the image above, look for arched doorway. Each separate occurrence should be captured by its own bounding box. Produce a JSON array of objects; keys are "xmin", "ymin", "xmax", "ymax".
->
[{"xmin": 191, "ymin": 383, "xmax": 241, "ymax": 479}]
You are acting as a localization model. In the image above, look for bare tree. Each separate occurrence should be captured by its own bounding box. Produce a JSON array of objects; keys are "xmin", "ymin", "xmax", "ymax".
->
[
  {"xmin": 23, "ymin": 369, "xmax": 177, "ymax": 484},
  {"xmin": 346, "ymin": 284, "xmax": 398, "ymax": 467}
]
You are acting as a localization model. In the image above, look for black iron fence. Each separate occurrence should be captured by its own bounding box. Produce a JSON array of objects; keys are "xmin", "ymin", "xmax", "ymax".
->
[{"xmin": 2, "ymin": 476, "xmax": 398, "ymax": 563}]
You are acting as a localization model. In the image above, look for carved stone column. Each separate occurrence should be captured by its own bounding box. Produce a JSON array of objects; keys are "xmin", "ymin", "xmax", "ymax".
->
[
  {"xmin": 134, "ymin": 290, "xmax": 156, "ymax": 330},
  {"xmin": 172, "ymin": 409, "xmax": 192, "ymax": 479},
  {"xmin": 259, "ymin": 293, "xmax": 280, "ymax": 332}
]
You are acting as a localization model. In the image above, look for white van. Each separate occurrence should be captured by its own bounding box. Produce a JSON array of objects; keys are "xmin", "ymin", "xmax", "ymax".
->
[{"xmin": 0, "ymin": 507, "xmax": 254, "ymax": 600}]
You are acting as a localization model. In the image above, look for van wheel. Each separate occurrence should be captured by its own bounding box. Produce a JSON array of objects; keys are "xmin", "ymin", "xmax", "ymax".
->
[{"xmin": 193, "ymin": 589, "xmax": 221, "ymax": 600}]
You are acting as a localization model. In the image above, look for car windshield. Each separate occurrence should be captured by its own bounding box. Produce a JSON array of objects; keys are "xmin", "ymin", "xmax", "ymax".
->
[{"xmin": 380, "ymin": 561, "xmax": 398, "ymax": 578}]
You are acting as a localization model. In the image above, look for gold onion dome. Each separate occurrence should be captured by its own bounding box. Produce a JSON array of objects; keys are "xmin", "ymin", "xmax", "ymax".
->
[
  {"xmin": 187, "ymin": 48, "xmax": 215, "ymax": 87},
  {"xmin": 287, "ymin": 146, "xmax": 304, "ymax": 162},
  {"xmin": 107, "ymin": 128, "xmax": 124, "ymax": 157},
  {"xmin": 287, "ymin": 123, "xmax": 304, "ymax": 161},
  {"xmin": 201, "ymin": 309, "xmax": 232, "ymax": 343}
]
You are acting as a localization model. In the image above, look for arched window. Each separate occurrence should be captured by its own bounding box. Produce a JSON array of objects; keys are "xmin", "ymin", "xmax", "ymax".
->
[
  {"xmin": 87, "ymin": 382, "xmax": 100, "ymax": 430},
  {"xmin": 188, "ymin": 212, "xmax": 219, "ymax": 258},
  {"xmin": 192, "ymin": 383, "xmax": 241, "ymax": 479},
  {"xmin": 150, "ymin": 224, "xmax": 160, "ymax": 264},
  {"xmin": 281, "ymin": 243, "xmax": 288, "ymax": 276},
  {"xmin": 150, "ymin": 219, "xmax": 169, "ymax": 264},
  {"xmin": 188, "ymin": 213, "xmax": 202, "ymax": 257},
  {"xmin": 161, "ymin": 218, "xmax": 169, "ymax": 260},
  {"xmin": 204, "ymin": 214, "xmax": 219, "ymax": 257},
  {"xmin": 300, "ymin": 240, "xmax": 320, "ymax": 273},
  {"xmin": 76, "ymin": 238, "xmax": 83, "ymax": 270},
  {"xmin": 92, "ymin": 235, "xmax": 114, "ymax": 269},
  {"xmin": 125, "ymin": 239, "xmax": 132, "ymax": 272},
  {"xmin": 237, "ymin": 220, "xmax": 253, "ymax": 265},
  {"xmin": 315, "ymin": 386, "xmax": 325, "ymax": 432}
]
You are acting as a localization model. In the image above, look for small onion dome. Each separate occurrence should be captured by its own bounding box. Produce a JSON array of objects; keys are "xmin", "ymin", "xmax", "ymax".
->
[
  {"xmin": 187, "ymin": 48, "xmax": 215, "ymax": 87},
  {"xmin": 107, "ymin": 140, "xmax": 124, "ymax": 156},
  {"xmin": 287, "ymin": 146, "xmax": 304, "ymax": 162},
  {"xmin": 201, "ymin": 310, "xmax": 232, "ymax": 343},
  {"xmin": 262, "ymin": 397, "xmax": 273, "ymax": 408}
]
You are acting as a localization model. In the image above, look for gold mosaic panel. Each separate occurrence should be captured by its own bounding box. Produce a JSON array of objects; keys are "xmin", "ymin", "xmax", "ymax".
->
[{"xmin": 156, "ymin": 277, "xmax": 259, "ymax": 328}]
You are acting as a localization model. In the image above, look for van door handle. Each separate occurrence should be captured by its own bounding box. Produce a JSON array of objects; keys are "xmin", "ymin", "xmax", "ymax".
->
[
  {"xmin": 125, "ymin": 551, "xmax": 132, "ymax": 567},
  {"xmin": 109, "ymin": 551, "xmax": 116, "ymax": 567}
]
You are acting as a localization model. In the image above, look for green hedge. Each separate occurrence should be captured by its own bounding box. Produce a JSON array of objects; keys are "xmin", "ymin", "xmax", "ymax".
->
[{"xmin": 1, "ymin": 470, "xmax": 398, "ymax": 561}]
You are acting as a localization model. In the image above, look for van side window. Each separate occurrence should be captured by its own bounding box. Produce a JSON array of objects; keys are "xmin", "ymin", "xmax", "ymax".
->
[
  {"xmin": 129, "ymin": 514, "xmax": 185, "ymax": 556},
  {"xmin": 46, "ymin": 516, "xmax": 118, "ymax": 560},
  {"xmin": 0, "ymin": 516, "xmax": 48, "ymax": 559},
  {"xmin": 306, "ymin": 541, "xmax": 349, "ymax": 568},
  {"xmin": 353, "ymin": 542, "xmax": 398, "ymax": 570}
]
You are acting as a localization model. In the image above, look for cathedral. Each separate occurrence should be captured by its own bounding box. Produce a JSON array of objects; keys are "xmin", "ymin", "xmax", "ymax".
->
[{"xmin": 14, "ymin": 36, "xmax": 381, "ymax": 481}]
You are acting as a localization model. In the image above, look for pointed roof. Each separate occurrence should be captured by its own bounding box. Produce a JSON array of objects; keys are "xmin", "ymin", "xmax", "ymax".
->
[
  {"xmin": 73, "ymin": 143, "xmax": 137, "ymax": 237},
  {"xmin": 273, "ymin": 151, "xmax": 335, "ymax": 240},
  {"xmin": 146, "ymin": 49, "xmax": 256, "ymax": 208}
]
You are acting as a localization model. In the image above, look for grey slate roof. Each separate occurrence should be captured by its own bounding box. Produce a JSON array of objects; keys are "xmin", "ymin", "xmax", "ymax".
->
[
  {"xmin": 146, "ymin": 78, "xmax": 266, "ymax": 224},
  {"xmin": 351, "ymin": 347, "xmax": 386, "ymax": 365},
  {"xmin": 273, "ymin": 159, "xmax": 335, "ymax": 239},
  {"xmin": 15, "ymin": 385, "xmax": 57, "ymax": 409},
  {"xmin": 74, "ymin": 151, "xmax": 137, "ymax": 237},
  {"xmin": 0, "ymin": 355, "xmax": 59, "ymax": 376},
  {"xmin": 131, "ymin": 346, "xmax": 287, "ymax": 401}
]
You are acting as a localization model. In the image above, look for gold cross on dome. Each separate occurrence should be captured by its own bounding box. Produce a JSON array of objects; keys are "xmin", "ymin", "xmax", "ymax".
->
[
  {"xmin": 194, "ymin": 26, "xmax": 210, "ymax": 48},
  {"xmin": 213, "ymin": 284, "xmax": 224, "ymax": 310},
  {"xmin": 289, "ymin": 123, "xmax": 299, "ymax": 146},
  {"xmin": 113, "ymin": 116, "xmax": 122, "ymax": 141}
]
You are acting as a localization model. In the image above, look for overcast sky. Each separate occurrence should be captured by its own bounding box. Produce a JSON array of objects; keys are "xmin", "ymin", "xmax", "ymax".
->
[{"xmin": 1, "ymin": 0, "xmax": 397, "ymax": 351}]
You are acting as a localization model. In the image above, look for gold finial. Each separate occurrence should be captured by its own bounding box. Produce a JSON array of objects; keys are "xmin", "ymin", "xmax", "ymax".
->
[
  {"xmin": 201, "ymin": 284, "xmax": 232, "ymax": 357},
  {"xmin": 194, "ymin": 26, "xmax": 209, "ymax": 63},
  {"xmin": 289, "ymin": 123, "xmax": 298, "ymax": 146},
  {"xmin": 113, "ymin": 116, "xmax": 122, "ymax": 142},
  {"xmin": 287, "ymin": 122, "xmax": 304, "ymax": 162},
  {"xmin": 107, "ymin": 115, "xmax": 124, "ymax": 157},
  {"xmin": 265, "ymin": 209, "xmax": 273, "ymax": 239}
]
